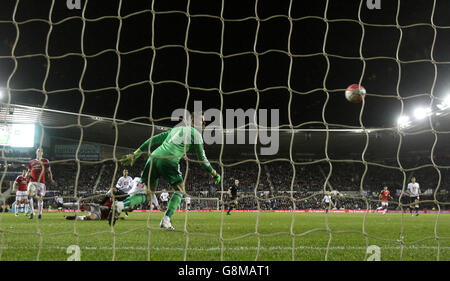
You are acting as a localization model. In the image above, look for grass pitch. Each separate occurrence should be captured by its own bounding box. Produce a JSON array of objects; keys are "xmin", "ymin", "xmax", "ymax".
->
[{"xmin": 0, "ymin": 211, "xmax": 448, "ymax": 261}]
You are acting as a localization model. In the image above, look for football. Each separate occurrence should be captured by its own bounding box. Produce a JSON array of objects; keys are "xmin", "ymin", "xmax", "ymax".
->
[{"xmin": 345, "ymin": 84, "xmax": 366, "ymax": 103}]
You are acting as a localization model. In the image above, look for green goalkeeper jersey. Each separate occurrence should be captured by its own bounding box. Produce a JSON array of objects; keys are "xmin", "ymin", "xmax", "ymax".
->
[{"xmin": 138, "ymin": 126, "xmax": 214, "ymax": 174}]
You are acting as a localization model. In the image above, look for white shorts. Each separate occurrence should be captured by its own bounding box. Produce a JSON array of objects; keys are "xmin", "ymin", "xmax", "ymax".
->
[
  {"xmin": 381, "ymin": 201, "xmax": 388, "ymax": 207},
  {"xmin": 27, "ymin": 182, "xmax": 46, "ymax": 197},
  {"xmin": 89, "ymin": 205, "xmax": 101, "ymax": 220},
  {"xmin": 15, "ymin": 190, "xmax": 28, "ymax": 201}
]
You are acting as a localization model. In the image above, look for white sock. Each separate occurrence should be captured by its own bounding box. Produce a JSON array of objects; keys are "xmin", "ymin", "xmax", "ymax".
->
[
  {"xmin": 29, "ymin": 198, "xmax": 34, "ymax": 214},
  {"xmin": 152, "ymin": 194, "xmax": 159, "ymax": 208},
  {"xmin": 116, "ymin": 201, "xmax": 124, "ymax": 213},
  {"xmin": 25, "ymin": 201, "xmax": 29, "ymax": 213},
  {"xmin": 38, "ymin": 200, "xmax": 43, "ymax": 215},
  {"xmin": 15, "ymin": 202, "xmax": 19, "ymax": 214}
]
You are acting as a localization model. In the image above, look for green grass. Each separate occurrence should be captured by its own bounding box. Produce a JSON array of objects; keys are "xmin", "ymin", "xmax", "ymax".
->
[{"xmin": 0, "ymin": 211, "xmax": 448, "ymax": 261}]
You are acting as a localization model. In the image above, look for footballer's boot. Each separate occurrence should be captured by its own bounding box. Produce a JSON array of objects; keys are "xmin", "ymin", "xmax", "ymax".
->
[
  {"xmin": 107, "ymin": 201, "xmax": 123, "ymax": 226},
  {"xmin": 107, "ymin": 210, "xmax": 118, "ymax": 226},
  {"xmin": 38, "ymin": 214, "xmax": 42, "ymax": 219},
  {"xmin": 160, "ymin": 216, "xmax": 175, "ymax": 231},
  {"xmin": 29, "ymin": 213, "xmax": 34, "ymax": 219}
]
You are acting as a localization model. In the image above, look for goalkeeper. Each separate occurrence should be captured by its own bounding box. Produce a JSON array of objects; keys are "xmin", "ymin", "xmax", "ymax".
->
[{"xmin": 113, "ymin": 112, "xmax": 221, "ymax": 230}]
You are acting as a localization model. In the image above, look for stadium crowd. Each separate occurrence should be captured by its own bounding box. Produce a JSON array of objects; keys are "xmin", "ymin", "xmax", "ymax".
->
[{"xmin": 2, "ymin": 149, "xmax": 449, "ymax": 211}]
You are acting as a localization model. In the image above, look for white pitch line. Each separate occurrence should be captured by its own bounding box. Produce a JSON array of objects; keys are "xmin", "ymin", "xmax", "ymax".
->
[{"xmin": 0, "ymin": 245, "xmax": 447, "ymax": 251}]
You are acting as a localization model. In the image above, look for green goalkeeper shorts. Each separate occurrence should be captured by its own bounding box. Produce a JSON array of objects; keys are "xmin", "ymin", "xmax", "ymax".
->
[{"xmin": 140, "ymin": 157, "xmax": 183, "ymax": 189}]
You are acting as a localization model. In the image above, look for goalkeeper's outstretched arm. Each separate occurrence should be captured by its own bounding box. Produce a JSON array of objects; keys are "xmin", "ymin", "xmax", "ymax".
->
[{"xmin": 120, "ymin": 131, "xmax": 170, "ymax": 166}]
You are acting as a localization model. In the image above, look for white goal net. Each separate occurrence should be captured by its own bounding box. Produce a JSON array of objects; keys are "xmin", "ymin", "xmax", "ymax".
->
[{"xmin": 0, "ymin": 0, "xmax": 449, "ymax": 261}]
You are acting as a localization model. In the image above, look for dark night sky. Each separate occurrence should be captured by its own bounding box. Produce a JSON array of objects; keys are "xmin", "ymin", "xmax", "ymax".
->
[{"xmin": 1, "ymin": 0, "xmax": 450, "ymax": 129}]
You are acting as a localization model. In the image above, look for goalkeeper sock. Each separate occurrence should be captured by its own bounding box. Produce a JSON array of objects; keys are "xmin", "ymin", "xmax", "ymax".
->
[
  {"xmin": 123, "ymin": 194, "xmax": 147, "ymax": 208},
  {"xmin": 165, "ymin": 192, "xmax": 183, "ymax": 218}
]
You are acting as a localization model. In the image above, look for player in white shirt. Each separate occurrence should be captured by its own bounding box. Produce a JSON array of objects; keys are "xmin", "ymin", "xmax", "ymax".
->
[
  {"xmin": 322, "ymin": 193, "xmax": 334, "ymax": 213},
  {"xmin": 116, "ymin": 169, "xmax": 133, "ymax": 194},
  {"xmin": 107, "ymin": 177, "xmax": 160, "ymax": 225},
  {"xmin": 160, "ymin": 190, "xmax": 170, "ymax": 211},
  {"xmin": 127, "ymin": 177, "xmax": 160, "ymax": 210},
  {"xmin": 113, "ymin": 169, "xmax": 133, "ymax": 216},
  {"xmin": 184, "ymin": 196, "xmax": 191, "ymax": 210},
  {"xmin": 407, "ymin": 177, "xmax": 421, "ymax": 216},
  {"xmin": 55, "ymin": 195, "xmax": 64, "ymax": 212}
]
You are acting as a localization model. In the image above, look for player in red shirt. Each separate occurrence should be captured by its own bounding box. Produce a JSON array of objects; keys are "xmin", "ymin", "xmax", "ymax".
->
[
  {"xmin": 27, "ymin": 148, "xmax": 56, "ymax": 219},
  {"xmin": 12, "ymin": 170, "xmax": 30, "ymax": 216},
  {"xmin": 376, "ymin": 186, "xmax": 392, "ymax": 215}
]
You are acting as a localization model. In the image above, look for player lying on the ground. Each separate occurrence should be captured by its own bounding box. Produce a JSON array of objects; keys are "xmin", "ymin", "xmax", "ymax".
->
[
  {"xmin": 106, "ymin": 177, "xmax": 159, "ymax": 224},
  {"xmin": 114, "ymin": 112, "xmax": 221, "ymax": 230},
  {"xmin": 12, "ymin": 170, "xmax": 30, "ymax": 216},
  {"xmin": 64, "ymin": 199, "xmax": 124, "ymax": 221}
]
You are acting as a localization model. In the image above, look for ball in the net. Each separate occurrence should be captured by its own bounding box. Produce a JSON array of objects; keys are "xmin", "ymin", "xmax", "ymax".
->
[{"xmin": 345, "ymin": 84, "xmax": 365, "ymax": 103}]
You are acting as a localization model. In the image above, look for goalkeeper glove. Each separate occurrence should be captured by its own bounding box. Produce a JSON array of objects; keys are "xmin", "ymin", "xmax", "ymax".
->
[
  {"xmin": 120, "ymin": 149, "xmax": 143, "ymax": 166},
  {"xmin": 211, "ymin": 170, "xmax": 221, "ymax": 184},
  {"xmin": 215, "ymin": 174, "xmax": 221, "ymax": 184},
  {"xmin": 120, "ymin": 154, "xmax": 136, "ymax": 166}
]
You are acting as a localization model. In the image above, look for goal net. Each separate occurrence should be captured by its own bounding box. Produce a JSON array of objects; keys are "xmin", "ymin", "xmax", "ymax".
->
[{"xmin": 0, "ymin": 0, "xmax": 449, "ymax": 261}]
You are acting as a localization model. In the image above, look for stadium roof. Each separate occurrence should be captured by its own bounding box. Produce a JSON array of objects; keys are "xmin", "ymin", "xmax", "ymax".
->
[{"xmin": 0, "ymin": 103, "xmax": 449, "ymax": 160}]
